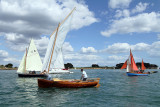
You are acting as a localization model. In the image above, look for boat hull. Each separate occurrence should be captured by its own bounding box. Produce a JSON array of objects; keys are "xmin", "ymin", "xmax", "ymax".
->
[
  {"xmin": 127, "ymin": 72, "xmax": 149, "ymax": 76},
  {"xmin": 18, "ymin": 74, "xmax": 48, "ymax": 77},
  {"xmin": 38, "ymin": 78, "xmax": 100, "ymax": 88}
]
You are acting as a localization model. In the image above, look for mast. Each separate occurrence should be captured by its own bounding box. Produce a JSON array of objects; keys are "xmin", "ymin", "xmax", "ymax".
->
[
  {"xmin": 47, "ymin": 23, "xmax": 60, "ymax": 73},
  {"xmin": 50, "ymin": 7, "xmax": 76, "ymax": 38},
  {"xmin": 25, "ymin": 48, "xmax": 28, "ymax": 73}
]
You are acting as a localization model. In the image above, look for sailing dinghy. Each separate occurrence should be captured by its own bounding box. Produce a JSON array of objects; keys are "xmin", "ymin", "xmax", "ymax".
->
[
  {"xmin": 17, "ymin": 39, "xmax": 47, "ymax": 77},
  {"xmin": 121, "ymin": 49, "xmax": 150, "ymax": 76},
  {"xmin": 38, "ymin": 78, "xmax": 100, "ymax": 88},
  {"xmin": 38, "ymin": 8, "xmax": 100, "ymax": 88}
]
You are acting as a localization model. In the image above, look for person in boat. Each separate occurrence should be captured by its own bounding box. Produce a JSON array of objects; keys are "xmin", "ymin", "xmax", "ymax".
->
[
  {"xmin": 80, "ymin": 69, "xmax": 88, "ymax": 81},
  {"xmin": 41, "ymin": 70, "xmax": 47, "ymax": 74}
]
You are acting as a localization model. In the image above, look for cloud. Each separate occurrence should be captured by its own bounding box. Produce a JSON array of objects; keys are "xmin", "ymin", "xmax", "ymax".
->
[
  {"xmin": 0, "ymin": 0, "xmax": 98, "ymax": 50},
  {"xmin": 108, "ymin": 0, "xmax": 132, "ymax": 9},
  {"xmin": 62, "ymin": 42, "xmax": 74, "ymax": 53},
  {"xmin": 108, "ymin": 55, "xmax": 126, "ymax": 61},
  {"xmin": 131, "ymin": 2, "xmax": 149, "ymax": 14},
  {"xmin": 101, "ymin": 12, "xmax": 160, "ymax": 37},
  {"xmin": 64, "ymin": 52, "xmax": 102, "ymax": 67},
  {"xmin": 115, "ymin": 9, "xmax": 130, "ymax": 18},
  {"xmin": 80, "ymin": 47, "xmax": 97, "ymax": 54},
  {"xmin": 0, "ymin": 50, "xmax": 8, "ymax": 58},
  {"xmin": 157, "ymin": 34, "xmax": 160, "ymax": 40},
  {"xmin": 149, "ymin": 41, "xmax": 160, "ymax": 56},
  {"xmin": 101, "ymin": 42, "xmax": 150, "ymax": 54}
]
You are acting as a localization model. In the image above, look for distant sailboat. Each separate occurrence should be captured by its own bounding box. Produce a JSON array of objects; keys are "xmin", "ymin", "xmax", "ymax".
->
[
  {"xmin": 42, "ymin": 8, "xmax": 75, "ymax": 74},
  {"xmin": 121, "ymin": 49, "xmax": 149, "ymax": 76},
  {"xmin": 17, "ymin": 39, "xmax": 47, "ymax": 77},
  {"xmin": 141, "ymin": 59, "xmax": 146, "ymax": 71}
]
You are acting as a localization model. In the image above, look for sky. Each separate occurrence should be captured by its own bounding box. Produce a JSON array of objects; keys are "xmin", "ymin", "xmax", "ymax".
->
[{"xmin": 0, "ymin": 0, "xmax": 160, "ymax": 67}]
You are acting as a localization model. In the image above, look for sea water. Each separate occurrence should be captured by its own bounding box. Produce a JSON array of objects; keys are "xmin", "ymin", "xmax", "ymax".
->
[{"xmin": 0, "ymin": 69, "xmax": 160, "ymax": 107}]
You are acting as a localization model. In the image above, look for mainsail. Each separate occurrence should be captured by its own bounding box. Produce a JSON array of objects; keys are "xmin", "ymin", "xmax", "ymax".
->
[
  {"xmin": 121, "ymin": 49, "xmax": 139, "ymax": 72},
  {"xmin": 17, "ymin": 39, "xmax": 42, "ymax": 73},
  {"xmin": 52, "ymin": 49, "xmax": 65, "ymax": 69},
  {"xmin": 42, "ymin": 8, "xmax": 75, "ymax": 73},
  {"xmin": 26, "ymin": 39, "xmax": 42, "ymax": 71}
]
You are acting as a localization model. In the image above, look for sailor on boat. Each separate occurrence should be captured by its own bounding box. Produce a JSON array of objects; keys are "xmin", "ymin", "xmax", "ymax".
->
[{"xmin": 80, "ymin": 69, "xmax": 88, "ymax": 81}]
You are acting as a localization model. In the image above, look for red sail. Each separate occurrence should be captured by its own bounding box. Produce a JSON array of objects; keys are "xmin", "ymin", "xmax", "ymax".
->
[
  {"xmin": 141, "ymin": 59, "xmax": 146, "ymax": 70},
  {"xmin": 130, "ymin": 50, "xmax": 139, "ymax": 71},
  {"xmin": 121, "ymin": 60, "xmax": 127, "ymax": 69}
]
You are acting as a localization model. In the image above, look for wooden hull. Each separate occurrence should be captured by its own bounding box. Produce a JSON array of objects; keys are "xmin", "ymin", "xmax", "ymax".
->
[
  {"xmin": 18, "ymin": 74, "xmax": 48, "ymax": 77},
  {"xmin": 38, "ymin": 78, "xmax": 100, "ymax": 88},
  {"xmin": 127, "ymin": 72, "xmax": 149, "ymax": 76}
]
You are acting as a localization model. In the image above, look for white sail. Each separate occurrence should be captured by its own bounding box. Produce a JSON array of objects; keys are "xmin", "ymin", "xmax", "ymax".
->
[
  {"xmin": 17, "ymin": 51, "xmax": 26, "ymax": 74},
  {"xmin": 42, "ymin": 11, "xmax": 73, "ymax": 72},
  {"xmin": 52, "ymin": 49, "xmax": 65, "ymax": 69},
  {"xmin": 26, "ymin": 39, "xmax": 42, "ymax": 72}
]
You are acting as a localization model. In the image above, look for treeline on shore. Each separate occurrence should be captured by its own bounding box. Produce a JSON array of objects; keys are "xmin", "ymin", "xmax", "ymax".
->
[
  {"xmin": 0, "ymin": 63, "xmax": 17, "ymax": 70},
  {"xmin": 0, "ymin": 62, "xmax": 159, "ymax": 70},
  {"xmin": 115, "ymin": 62, "xmax": 158, "ymax": 69}
]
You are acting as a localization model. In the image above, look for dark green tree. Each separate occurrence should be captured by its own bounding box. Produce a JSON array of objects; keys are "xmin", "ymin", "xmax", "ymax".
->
[
  {"xmin": 5, "ymin": 63, "xmax": 13, "ymax": 68},
  {"xmin": 64, "ymin": 63, "xmax": 74, "ymax": 69}
]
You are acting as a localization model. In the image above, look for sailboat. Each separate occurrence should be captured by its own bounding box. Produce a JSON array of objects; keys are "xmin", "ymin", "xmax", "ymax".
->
[
  {"xmin": 17, "ymin": 39, "xmax": 47, "ymax": 77},
  {"xmin": 121, "ymin": 49, "xmax": 149, "ymax": 76},
  {"xmin": 41, "ymin": 7, "xmax": 74, "ymax": 74},
  {"xmin": 38, "ymin": 8, "xmax": 100, "ymax": 88}
]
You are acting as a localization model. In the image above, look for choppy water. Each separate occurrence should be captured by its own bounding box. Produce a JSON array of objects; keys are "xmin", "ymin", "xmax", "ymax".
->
[{"xmin": 0, "ymin": 69, "xmax": 160, "ymax": 107}]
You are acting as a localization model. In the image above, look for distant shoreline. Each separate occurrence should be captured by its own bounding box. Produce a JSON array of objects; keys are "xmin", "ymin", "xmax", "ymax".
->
[{"xmin": 0, "ymin": 68, "xmax": 17, "ymax": 70}]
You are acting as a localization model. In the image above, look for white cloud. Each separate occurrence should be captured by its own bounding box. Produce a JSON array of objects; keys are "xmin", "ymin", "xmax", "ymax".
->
[
  {"xmin": 108, "ymin": 55, "xmax": 126, "ymax": 61},
  {"xmin": 115, "ymin": 9, "xmax": 130, "ymax": 18},
  {"xmin": 64, "ymin": 53, "xmax": 102, "ymax": 67},
  {"xmin": 149, "ymin": 41, "xmax": 160, "ymax": 56},
  {"xmin": 131, "ymin": 2, "xmax": 149, "ymax": 14},
  {"xmin": 101, "ymin": 12, "xmax": 160, "ymax": 37},
  {"xmin": 0, "ymin": 0, "xmax": 98, "ymax": 50},
  {"xmin": 0, "ymin": 50, "xmax": 8, "ymax": 58},
  {"xmin": 101, "ymin": 42, "xmax": 150, "ymax": 54},
  {"xmin": 101, "ymin": 43, "xmax": 130, "ymax": 54},
  {"xmin": 80, "ymin": 47, "xmax": 97, "ymax": 53},
  {"xmin": 62, "ymin": 42, "xmax": 74, "ymax": 53},
  {"xmin": 108, "ymin": 0, "xmax": 132, "ymax": 9}
]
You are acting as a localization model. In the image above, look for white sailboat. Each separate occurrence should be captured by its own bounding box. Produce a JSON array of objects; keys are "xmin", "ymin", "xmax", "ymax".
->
[
  {"xmin": 17, "ymin": 39, "xmax": 47, "ymax": 77},
  {"xmin": 42, "ymin": 8, "xmax": 75, "ymax": 74}
]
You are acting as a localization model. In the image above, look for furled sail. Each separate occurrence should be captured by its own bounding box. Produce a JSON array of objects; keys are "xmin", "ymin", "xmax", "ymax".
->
[
  {"xmin": 42, "ymin": 8, "xmax": 75, "ymax": 72},
  {"xmin": 26, "ymin": 39, "xmax": 42, "ymax": 72}
]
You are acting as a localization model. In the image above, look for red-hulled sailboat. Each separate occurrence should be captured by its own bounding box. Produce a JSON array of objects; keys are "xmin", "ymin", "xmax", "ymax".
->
[{"xmin": 121, "ymin": 49, "xmax": 149, "ymax": 76}]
